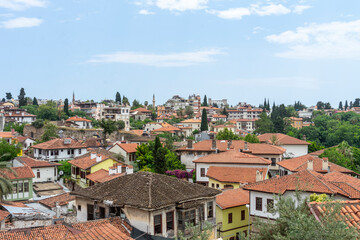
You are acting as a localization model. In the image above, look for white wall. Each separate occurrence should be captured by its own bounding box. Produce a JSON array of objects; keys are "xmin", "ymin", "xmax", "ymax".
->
[
  {"xmin": 180, "ymin": 152, "xmax": 210, "ymax": 170},
  {"xmin": 282, "ymin": 145, "xmax": 308, "ymax": 158},
  {"xmin": 34, "ymin": 148, "xmax": 87, "ymax": 161},
  {"xmin": 33, "ymin": 167, "xmax": 57, "ymax": 183}
]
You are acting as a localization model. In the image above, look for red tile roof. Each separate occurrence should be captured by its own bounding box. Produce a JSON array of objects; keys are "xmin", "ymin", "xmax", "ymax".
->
[
  {"xmin": 86, "ymin": 169, "xmax": 124, "ymax": 183},
  {"xmin": 17, "ymin": 156, "xmax": 61, "ymax": 168},
  {"xmin": 0, "ymin": 132, "xmax": 15, "ymax": 138},
  {"xmin": 193, "ymin": 150, "xmax": 271, "ymax": 165},
  {"xmin": 258, "ymin": 133, "xmax": 310, "ymax": 145},
  {"xmin": 177, "ymin": 139, "xmax": 285, "ymax": 155},
  {"xmin": 277, "ymin": 154, "xmax": 355, "ymax": 174},
  {"xmin": 116, "ymin": 143, "xmax": 138, "ymax": 153},
  {"xmin": 180, "ymin": 119, "xmax": 201, "ymax": 123},
  {"xmin": 131, "ymin": 107, "xmax": 152, "ymax": 113},
  {"xmin": 0, "ymin": 209, "xmax": 10, "ymax": 221},
  {"xmin": 216, "ymin": 188, "xmax": 249, "ymax": 209},
  {"xmin": 32, "ymin": 138, "xmax": 87, "ymax": 150},
  {"xmin": 153, "ymin": 126, "xmax": 181, "ymax": 133},
  {"xmin": 66, "ymin": 116, "xmax": 91, "ymax": 122},
  {"xmin": 69, "ymin": 154, "xmax": 115, "ymax": 170},
  {"xmin": 4, "ymin": 166, "xmax": 35, "ymax": 180},
  {"xmin": 39, "ymin": 193, "xmax": 75, "ymax": 208},
  {"xmin": 206, "ymin": 166, "xmax": 267, "ymax": 184}
]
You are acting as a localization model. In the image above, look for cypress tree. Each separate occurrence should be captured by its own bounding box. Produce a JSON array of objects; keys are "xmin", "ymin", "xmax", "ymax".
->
[
  {"xmin": 115, "ymin": 92, "xmax": 121, "ymax": 104},
  {"xmin": 64, "ymin": 98, "xmax": 69, "ymax": 116},
  {"xmin": 263, "ymin": 98, "xmax": 267, "ymax": 109},
  {"xmin": 18, "ymin": 88, "xmax": 26, "ymax": 107},
  {"xmin": 33, "ymin": 97, "xmax": 38, "ymax": 106},
  {"xmin": 267, "ymin": 99, "xmax": 270, "ymax": 110},
  {"xmin": 202, "ymin": 95, "xmax": 208, "ymax": 106},
  {"xmin": 153, "ymin": 136, "xmax": 166, "ymax": 174},
  {"xmin": 350, "ymin": 101, "xmax": 353, "ymax": 108},
  {"xmin": 200, "ymin": 108, "xmax": 208, "ymax": 131},
  {"xmin": 1, "ymin": 98, "xmax": 5, "ymax": 102},
  {"xmin": 338, "ymin": 101, "xmax": 343, "ymax": 110}
]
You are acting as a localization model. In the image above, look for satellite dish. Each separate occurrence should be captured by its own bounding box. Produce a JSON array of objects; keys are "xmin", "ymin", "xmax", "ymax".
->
[{"xmin": 59, "ymin": 171, "xmax": 64, "ymax": 176}]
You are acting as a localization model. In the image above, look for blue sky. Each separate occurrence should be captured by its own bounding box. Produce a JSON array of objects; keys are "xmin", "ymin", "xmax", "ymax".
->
[{"xmin": 1, "ymin": 0, "xmax": 360, "ymax": 107}]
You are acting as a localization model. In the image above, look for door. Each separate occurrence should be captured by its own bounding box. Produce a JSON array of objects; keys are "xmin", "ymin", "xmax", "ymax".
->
[{"xmin": 87, "ymin": 204, "xmax": 94, "ymax": 220}]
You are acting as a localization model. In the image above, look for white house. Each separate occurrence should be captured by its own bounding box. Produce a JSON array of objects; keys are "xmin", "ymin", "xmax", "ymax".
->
[
  {"xmin": 39, "ymin": 192, "xmax": 75, "ymax": 215},
  {"xmin": 32, "ymin": 138, "xmax": 88, "ymax": 161},
  {"xmin": 108, "ymin": 142, "xmax": 138, "ymax": 164},
  {"xmin": 180, "ymin": 119, "xmax": 202, "ymax": 132},
  {"xmin": 65, "ymin": 116, "xmax": 92, "ymax": 129},
  {"xmin": 144, "ymin": 122, "xmax": 163, "ymax": 133},
  {"xmin": 12, "ymin": 156, "xmax": 61, "ymax": 183},
  {"xmin": 258, "ymin": 133, "xmax": 310, "ymax": 158},
  {"xmin": 16, "ymin": 136, "xmax": 35, "ymax": 152},
  {"xmin": 4, "ymin": 109, "xmax": 36, "ymax": 124}
]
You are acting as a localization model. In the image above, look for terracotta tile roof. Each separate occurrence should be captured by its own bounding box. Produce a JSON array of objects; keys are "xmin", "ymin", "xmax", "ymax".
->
[
  {"xmin": 193, "ymin": 150, "xmax": 271, "ymax": 165},
  {"xmin": 86, "ymin": 169, "xmax": 124, "ymax": 183},
  {"xmin": 39, "ymin": 193, "xmax": 75, "ymax": 208},
  {"xmin": 216, "ymin": 188, "xmax": 249, "ymax": 209},
  {"xmin": 180, "ymin": 119, "xmax": 201, "ymax": 123},
  {"xmin": 0, "ymin": 209, "xmax": 10, "ymax": 221},
  {"xmin": 277, "ymin": 154, "xmax": 355, "ymax": 174},
  {"xmin": 69, "ymin": 153, "xmax": 116, "ymax": 170},
  {"xmin": 206, "ymin": 166, "xmax": 267, "ymax": 184},
  {"xmin": 15, "ymin": 136, "xmax": 31, "ymax": 143},
  {"xmin": 212, "ymin": 114, "xmax": 227, "ymax": 118},
  {"xmin": 309, "ymin": 200, "xmax": 360, "ymax": 232},
  {"xmin": 116, "ymin": 143, "xmax": 138, "ymax": 153},
  {"xmin": 82, "ymin": 138, "xmax": 102, "ymax": 148},
  {"xmin": 72, "ymin": 172, "xmax": 221, "ymax": 210},
  {"xmin": 4, "ymin": 112, "xmax": 36, "ymax": 117},
  {"xmin": 153, "ymin": 126, "xmax": 181, "ymax": 133},
  {"xmin": 0, "ymin": 217, "xmax": 133, "ymax": 240},
  {"xmin": 0, "ymin": 132, "xmax": 15, "ymax": 138},
  {"xmin": 32, "ymin": 138, "xmax": 87, "ymax": 150},
  {"xmin": 309, "ymin": 149, "xmax": 326, "ymax": 156},
  {"xmin": 177, "ymin": 139, "xmax": 286, "ymax": 155},
  {"xmin": 66, "ymin": 116, "xmax": 91, "ymax": 122},
  {"xmin": 3, "ymin": 166, "xmax": 35, "ymax": 180},
  {"xmin": 235, "ymin": 119, "xmax": 257, "ymax": 122},
  {"xmin": 130, "ymin": 130, "xmax": 144, "ymax": 136},
  {"xmin": 323, "ymin": 171, "xmax": 360, "ymax": 191},
  {"xmin": 244, "ymin": 170, "xmax": 360, "ymax": 198},
  {"xmin": 131, "ymin": 107, "xmax": 152, "ymax": 113},
  {"xmin": 258, "ymin": 133, "xmax": 310, "ymax": 145},
  {"xmin": 17, "ymin": 156, "xmax": 61, "ymax": 168}
]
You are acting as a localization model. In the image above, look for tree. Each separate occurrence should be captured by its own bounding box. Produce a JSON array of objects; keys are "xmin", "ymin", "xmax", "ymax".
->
[
  {"xmin": 64, "ymin": 98, "xmax": 69, "ymax": 116},
  {"xmin": 1, "ymin": 98, "xmax": 4, "ymax": 102},
  {"xmin": 339, "ymin": 101, "xmax": 343, "ymax": 110},
  {"xmin": 115, "ymin": 92, "xmax": 121, "ymax": 104},
  {"xmin": 0, "ymin": 140, "xmax": 21, "ymax": 162},
  {"xmin": 98, "ymin": 119, "xmax": 118, "ymax": 146},
  {"xmin": 37, "ymin": 102, "xmax": 58, "ymax": 120},
  {"xmin": 202, "ymin": 95, "xmax": 208, "ymax": 106},
  {"xmin": 18, "ymin": 88, "xmax": 26, "ymax": 107},
  {"xmin": 316, "ymin": 101, "xmax": 325, "ymax": 110},
  {"xmin": 350, "ymin": 101, "xmax": 353, "ymax": 108},
  {"xmin": 122, "ymin": 96, "xmax": 129, "ymax": 105},
  {"xmin": 41, "ymin": 123, "xmax": 59, "ymax": 142},
  {"xmin": 345, "ymin": 100, "xmax": 349, "ymax": 110},
  {"xmin": 31, "ymin": 119, "xmax": 44, "ymax": 129},
  {"xmin": 131, "ymin": 99, "xmax": 143, "ymax": 110},
  {"xmin": 216, "ymin": 128, "xmax": 240, "ymax": 140},
  {"xmin": 255, "ymin": 112, "xmax": 273, "ymax": 134},
  {"xmin": 200, "ymin": 108, "xmax": 208, "ymax": 131},
  {"xmin": 354, "ymin": 98, "xmax": 360, "ymax": 108},
  {"xmin": 244, "ymin": 134, "xmax": 260, "ymax": 143},
  {"xmin": 4, "ymin": 122, "xmax": 25, "ymax": 135},
  {"xmin": 185, "ymin": 106, "xmax": 194, "ymax": 118},
  {"xmin": 33, "ymin": 97, "xmax": 38, "ymax": 106},
  {"xmin": 0, "ymin": 158, "xmax": 15, "ymax": 200},
  {"xmin": 153, "ymin": 136, "xmax": 167, "ymax": 174},
  {"xmin": 222, "ymin": 107, "xmax": 228, "ymax": 117},
  {"xmin": 58, "ymin": 160, "xmax": 71, "ymax": 178},
  {"xmin": 177, "ymin": 221, "xmax": 213, "ymax": 240},
  {"xmin": 324, "ymin": 102, "xmax": 332, "ymax": 109},
  {"xmin": 5, "ymin": 93, "xmax": 12, "ymax": 100},
  {"xmin": 116, "ymin": 120, "xmax": 125, "ymax": 130}
]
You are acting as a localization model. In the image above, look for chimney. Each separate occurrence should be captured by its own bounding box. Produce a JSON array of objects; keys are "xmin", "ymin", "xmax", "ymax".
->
[
  {"xmin": 227, "ymin": 140, "xmax": 232, "ymax": 150},
  {"xmin": 212, "ymin": 139, "xmax": 216, "ymax": 150},
  {"xmin": 303, "ymin": 135, "xmax": 307, "ymax": 141},
  {"xmin": 90, "ymin": 152, "xmax": 96, "ymax": 159},
  {"xmin": 307, "ymin": 159, "xmax": 313, "ymax": 170},
  {"xmin": 328, "ymin": 165, "xmax": 331, "ymax": 173},
  {"xmin": 244, "ymin": 141, "xmax": 248, "ymax": 151},
  {"xmin": 256, "ymin": 170, "xmax": 263, "ymax": 182},
  {"xmin": 187, "ymin": 139, "xmax": 193, "ymax": 149},
  {"xmin": 21, "ymin": 112, "xmax": 24, "ymax": 116},
  {"xmin": 55, "ymin": 202, "xmax": 61, "ymax": 218},
  {"xmin": 96, "ymin": 155, "xmax": 102, "ymax": 162},
  {"xmin": 322, "ymin": 158, "xmax": 329, "ymax": 171}
]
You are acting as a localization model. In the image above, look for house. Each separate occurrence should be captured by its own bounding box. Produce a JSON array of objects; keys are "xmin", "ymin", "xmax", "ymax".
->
[
  {"xmin": 109, "ymin": 143, "xmax": 138, "ymax": 164},
  {"xmin": 0, "ymin": 217, "xmax": 133, "ymax": 239},
  {"xmin": 213, "ymin": 125, "xmax": 236, "ymax": 134},
  {"xmin": 216, "ymin": 188, "xmax": 250, "ymax": 240},
  {"xmin": 15, "ymin": 136, "xmax": 35, "ymax": 153},
  {"xmin": 289, "ymin": 117, "xmax": 303, "ymax": 129},
  {"xmin": 0, "ymin": 130, "xmax": 17, "ymax": 144},
  {"xmin": 144, "ymin": 122, "xmax": 163, "ymax": 132},
  {"xmin": 207, "ymin": 166, "xmax": 268, "ymax": 190},
  {"xmin": 277, "ymin": 154, "xmax": 358, "ymax": 177},
  {"xmin": 193, "ymin": 149, "xmax": 271, "ymax": 186},
  {"xmin": 3, "ymin": 166, "xmax": 34, "ymax": 201},
  {"xmin": 86, "ymin": 168, "xmax": 125, "ymax": 186},
  {"xmin": 65, "ymin": 116, "xmax": 92, "ymax": 129},
  {"xmin": 152, "ymin": 125, "xmax": 182, "ymax": 137},
  {"xmin": 100, "ymin": 105, "xmax": 130, "ymax": 131},
  {"xmin": 3, "ymin": 108, "xmax": 36, "ymax": 124},
  {"xmin": 243, "ymin": 170, "xmax": 360, "ymax": 220},
  {"xmin": 233, "ymin": 119, "xmax": 257, "ymax": 133},
  {"xmin": 227, "ymin": 108, "xmax": 263, "ymax": 120},
  {"xmin": 32, "ymin": 138, "xmax": 88, "ymax": 161},
  {"xmin": 208, "ymin": 98, "xmax": 228, "ymax": 109},
  {"xmin": 180, "ymin": 119, "xmax": 202, "ymax": 132},
  {"xmin": 68, "ymin": 151, "xmax": 131, "ymax": 188},
  {"xmin": 72, "ymin": 172, "xmax": 221, "ymax": 238},
  {"xmin": 130, "ymin": 107, "xmax": 152, "ymax": 121},
  {"xmin": 12, "ymin": 156, "xmax": 61, "ymax": 183},
  {"xmin": 39, "ymin": 192, "xmax": 75, "ymax": 215},
  {"xmin": 176, "ymin": 139, "xmax": 285, "ymax": 171},
  {"xmin": 258, "ymin": 133, "xmax": 310, "ymax": 158}
]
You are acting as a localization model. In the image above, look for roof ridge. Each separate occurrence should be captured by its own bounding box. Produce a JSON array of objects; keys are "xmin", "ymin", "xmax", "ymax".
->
[
  {"xmin": 148, "ymin": 173, "xmax": 152, "ymax": 209},
  {"xmin": 307, "ymin": 170, "xmax": 336, "ymax": 194}
]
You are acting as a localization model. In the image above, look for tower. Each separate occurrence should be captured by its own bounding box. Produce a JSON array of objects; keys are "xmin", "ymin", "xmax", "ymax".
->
[
  {"xmin": 72, "ymin": 91, "xmax": 75, "ymax": 104},
  {"xmin": 153, "ymin": 94, "xmax": 155, "ymax": 108}
]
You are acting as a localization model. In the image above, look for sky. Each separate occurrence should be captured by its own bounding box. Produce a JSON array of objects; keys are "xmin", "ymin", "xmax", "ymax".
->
[{"xmin": 1, "ymin": 0, "xmax": 360, "ymax": 107}]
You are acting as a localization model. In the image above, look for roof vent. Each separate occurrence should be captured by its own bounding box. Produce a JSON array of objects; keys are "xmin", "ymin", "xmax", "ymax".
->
[{"xmin": 64, "ymin": 139, "xmax": 72, "ymax": 144}]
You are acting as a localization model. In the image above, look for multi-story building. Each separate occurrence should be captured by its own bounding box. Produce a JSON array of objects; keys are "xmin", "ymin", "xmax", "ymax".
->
[
  {"xmin": 100, "ymin": 105, "xmax": 130, "ymax": 131},
  {"xmin": 165, "ymin": 95, "xmax": 189, "ymax": 110},
  {"xmin": 188, "ymin": 94, "xmax": 201, "ymax": 113},
  {"xmin": 289, "ymin": 117, "xmax": 303, "ymax": 129},
  {"xmin": 208, "ymin": 98, "xmax": 228, "ymax": 108},
  {"xmin": 227, "ymin": 108, "xmax": 263, "ymax": 120},
  {"xmin": 3, "ymin": 108, "xmax": 36, "ymax": 124}
]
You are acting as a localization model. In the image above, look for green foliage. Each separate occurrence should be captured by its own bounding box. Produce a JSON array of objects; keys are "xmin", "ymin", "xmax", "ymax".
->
[
  {"xmin": 64, "ymin": 98, "xmax": 69, "ymax": 116},
  {"xmin": 244, "ymin": 134, "xmax": 260, "ymax": 143},
  {"xmin": 116, "ymin": 120, "xmax": 125, "ymax": 130},
  {"xmin": 33, "ymin": 97, "xmax": 38, "ymax": 106},
  {"xmin": 216, "ymin": 128, "xmax": 240, "ymax": 140},
  {"xmin": 309, "ymin": 193, "xmax": 330, "ymax": 202},
  {"xmin": 0, "ymin": 140, "xmax": 21, "ymax": 162},
  {"xmin": 68, "ymin": 109, "xmax": 88, "ymax": 118},
  {"xmin": 98, "ymin": 119, "xmax": 118, "ymax": 146},
  {"xmin": 37, "ymin": 103, "xmax": 58, "ymax": 120},
  {"xmin": 122, "ymin": 96, "xmax": 129, "ymax": 105},
  {"xmin": 115, "ymin": 92, "xmax": 121, "ymax": 104},
  {"xmin": 200, "ymin": 108, "xmax": 208, "ymax": 131},
  {"xmin": 21, "ymin": 104, "xmax": 38, "ymax": 115},
  {"xmin": 5, "ymin": 92, "xmax": 12, "ymax": 100},
  {"xmin": 185, "ymin": 106, "xmax": 194, "ymax": 118},
  {"xmin": 0, "ymin": 161, "xmax": 15, "ymax": 200},
  {"xmin": 131, "ymin": 99, "xmax": 143, "ymax": 110},
  {"xmin": 308, "ymin": 141, "xmax": 325, "ymax": 153},
  {"xmin": 41, "ymin": 123, "xmax": 59, "ymax": 142},
  {"xmin": 202, "ymin": 95, "xmax": 208, "ymax": 106},
  {"xmin": 58, "ymin": 160, "xmax": 71, "ymax": 177},
  {"xmin": 130, "ymin": 118, "xmax": 152, "ymax": 130},
  {"xmin": 294, "ymin": 101, "xmax": 306, "ymax": 111},
  {"xmin": 154, "ymin": 136, "xmax": 167, "ymax": 174},
  {"xmin": 177, "ymin": 221, "xmax": 213, "ymax": 240},
  {"xmin": 18, "ymin": 88, "xmax": 26, "ymax": 107},
  {"xmin": 222, "ymin": 107, "xmax": 228, "ymax": 117},
  {"xmin": 255, "ymin": 112, "xmax": 273, "ymax": 134},
  {"xmin": 165, "ymin": 150, "xmax": 186, "ymax": 170},
  {"xmin": 214, "ymin": 120, "xmax": 225, "ymax": 126},
  {"xmin": 31, "ymin": 119, "xmax": 44, "ymax": 129},
  {"xmin": 253, "ymin": 193, "xmax": 358, "ymax": 240},
  {"xmin": 4, "ymin": 122, "xmax": 25, "ymax": 135}
]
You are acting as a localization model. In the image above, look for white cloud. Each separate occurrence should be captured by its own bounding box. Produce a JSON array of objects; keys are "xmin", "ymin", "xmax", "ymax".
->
[
  {"xmin": 266, "ymin": 19, "xmax": 360, "ymax": 59},
  {"xmin": 1, "ymin": 17, "xmax": 43, "ymax": 28},
  {"xmin": 139, "ymin": 9, "xmax": 155, "ymax": 15},
  {"xmin": 293, "ymin": 5, "xmax": 311, "ymax": 14},
  {"xmin": 0, "ymin": 0, "xmax": 46, "ymax": 11},
  {"xmin": 88, "ymin": 49, "xmax": 225, "ymax": 67},
  {"xmin": 251, "ymin": 4, "xmax": 291, "ymax": 16},
  {"xmin": 207, "ymin": 8, "xmax": 250, "ymax": 20},
  {"xmin": 155, "ymin": 0, "xmax": 208, "ymax": 11}
]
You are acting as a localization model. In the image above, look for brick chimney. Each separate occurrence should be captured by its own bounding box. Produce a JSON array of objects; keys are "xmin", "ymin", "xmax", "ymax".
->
[
  {"xmin": 227, "ymin": 140, "xmax": 232, "ymax": 150},
  {"xmin": 256, "ymin": 170, "xmax": 263, "ymax": 182},
  {"xmin": 187, "ymin": 139, "xmax": 193, "ymax": 149},
  {"xmin": 307, "ymin": 159, "xmax": 313, "ymax": 170},
  {"xmin": 212, "ymin": 139, "xmax": 216, "ymax": 150},
  {"xmin": 322, "ymin": 158, "xmax": 329, "ymax": 171}
]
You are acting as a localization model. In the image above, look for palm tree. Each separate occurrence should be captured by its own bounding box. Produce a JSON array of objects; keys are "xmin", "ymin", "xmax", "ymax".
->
[
  {"xmin": 0, "ymin": 154, "xmax": 16, "ymax": 201},
  {"xmin": 270, "ymin": 135, "xmax": 280, "ymax": 146}
]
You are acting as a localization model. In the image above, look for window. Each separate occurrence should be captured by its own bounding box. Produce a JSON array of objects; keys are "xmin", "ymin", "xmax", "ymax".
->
[
  {"xmin": 37, "ymin": 170, "xmax": 40, "ymax": 178},
  {"xmin": 166, "ymin": 211, "xmax": 174, "ymax": 231},
  {"xmin": 71, "ymin": 149, "xmax": 74, "ymax": 155},
  {"xmin": 216, "ymin": 184, "xmax": 219, "ymax": 189},
  {"xmin": 185, "ymin": 209, "xmax": 196, "ymax": 225},
  {"xmin": 78, "ymin": 205, "xmax": 81, "ymax": 211},
  {"xmin": 54, "ymin": 150, "xmax": 59, "ymax": 155},
  {"xmin": 256, "ymin": 197, "xmax": 262, "ymax": 211},
  {"xmin": 80, "ymin": 171, "xmax": 86, "ymax": 179},
  {"xmin": 267, "ymin": 199, "xmax": 274, "ymax": 212},
  {"xmin": 211, "ymin": 183, "xmax": 215, "ymax": 188},
  {"xmin": 13, "ymin": 183, "xmax": 17, "ymax": 193},
  {"xmin": 241, "ymin": 210, "xmax": 246, "ymax": 221},
  {"xmin": 271, "ymin": 158, "xmax": 276, "ymax": 166},
  {"xmin": 24, "ymin": 182, "xmax": 29, "ymax": 192},
  {"xmin": 208, "ymin": 202, "xmax": 213, "ymax": 218},
  {"xmin": 154, "ymin": 214, "xmax": 162, "ymax": 235},
  {"xmin": 18, "ymin": 182, "xmax": 23, "ymax": 193},
  {"xmin": 67, "ymin": 149, "xmax": 71, "ymax": 155},
  {"xmin": 200, "ymin": 168, "xmax": 205, "ymax": 177},
  {"xmin": 228, "ymin": 213, "xmax": 233, "ymax": 224},
  {"xmin": 78, "ymin": 149, "xmax": 82, "ymax": 154},
  {"xmin": 54, "ymin": 167, "xmax": 57, "ymax": 176}
]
